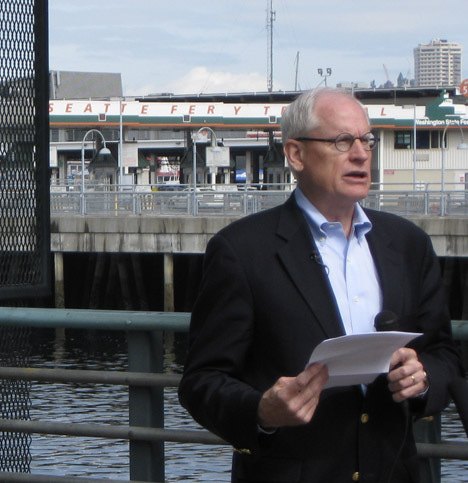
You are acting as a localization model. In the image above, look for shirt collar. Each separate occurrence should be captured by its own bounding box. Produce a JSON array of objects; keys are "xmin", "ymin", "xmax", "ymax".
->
[{"xmin": 294, "ymin": 187, "xmax": 372, "ymax": 240}]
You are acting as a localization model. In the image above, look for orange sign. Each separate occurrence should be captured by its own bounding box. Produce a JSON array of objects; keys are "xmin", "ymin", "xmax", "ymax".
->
[{"xmin": 460, "ymin": 79, "xmax": 468, "ymax": 97}]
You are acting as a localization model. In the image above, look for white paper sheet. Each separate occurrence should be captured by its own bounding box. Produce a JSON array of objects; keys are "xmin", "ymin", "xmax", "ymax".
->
[{"xmin": 307, "ymin": 331, "xmax": 421, "ymax": 388}]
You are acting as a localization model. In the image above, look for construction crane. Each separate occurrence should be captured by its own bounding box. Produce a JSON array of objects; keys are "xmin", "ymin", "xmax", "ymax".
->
[
  {"xmin": 382, "ymin": 64, "xmax": 393, "ymax": 88},
  {"xmin": 383, "ymin": 64, "xmax": 390, "ymax": 82}
]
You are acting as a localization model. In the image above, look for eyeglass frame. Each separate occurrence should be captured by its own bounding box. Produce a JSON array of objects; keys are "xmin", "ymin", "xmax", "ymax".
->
[{"xmin": 293, "ymin": 132, "xmax": 379, "ymax": 152}]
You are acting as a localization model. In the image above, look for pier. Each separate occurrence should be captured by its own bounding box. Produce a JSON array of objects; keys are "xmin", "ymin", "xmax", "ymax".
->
[
  {"xmin": 50, "ymin": 213, "xmax": 468, "ymax": 257},
  {"xmin": 48, "ymin": 187, "xmax": 468, "ymax": 317},
  {"xmin": 49, "ymin": 187, "xmax": 468, "ymax": 257}
]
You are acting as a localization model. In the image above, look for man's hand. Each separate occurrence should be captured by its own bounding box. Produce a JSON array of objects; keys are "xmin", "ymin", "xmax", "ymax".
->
[
  {"xmin": 387, "ymin": 348, "xmax": 428, "ymax": 402},
  {"xmin": 257, "ymin": 363, "xmax": 328, "ymax": 429}
]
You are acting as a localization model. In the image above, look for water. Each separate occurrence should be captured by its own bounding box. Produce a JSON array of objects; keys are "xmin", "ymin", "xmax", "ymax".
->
[
  {"xmin": 29, "ymin": 332, "xmax": 131, "ymax": 479},
  {"xmin": 438, "ymin": 403, "xmax": 468, "ymax": 483},
  {"xmin": 27, "ymin": 330, "xmax": 466, "ymax": 482},
  {"xmin": 28, "ymin": 330, "xmax": 232, "ymax": 481}
]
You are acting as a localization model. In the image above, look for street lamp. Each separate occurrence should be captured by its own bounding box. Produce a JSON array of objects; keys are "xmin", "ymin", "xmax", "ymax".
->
[
  {"xmin": 317, "ymin": 68, "xmax": 332, "ymax": 87},
  {"xmin": 80, "ymin": 129, "xmax": 111, "ymax": 215},
  {"xmin": 403, "ymin": 105, "xmax": 417, "ymax": 189},
  {"xmin": 440, "ymin": 122, "xmax": 468, "ymax": 215},
  {"xmin": 119, "ymin": 98, "xmax": 124, "ymax": 188},
  {"xmin": 191, "ymin": 126, "xmax": 219, "ymax": 215}
]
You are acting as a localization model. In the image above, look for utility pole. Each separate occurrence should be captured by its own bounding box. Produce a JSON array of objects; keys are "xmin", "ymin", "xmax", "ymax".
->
[{"xmin": 266, "ymin": 0, "xmax": 275, "ymax": 92}]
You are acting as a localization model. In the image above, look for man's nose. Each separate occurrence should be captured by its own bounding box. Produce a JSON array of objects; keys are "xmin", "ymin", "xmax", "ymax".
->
[{"xmin": 349, "ymin": 139, "xmax": 369, "ymax": 161}]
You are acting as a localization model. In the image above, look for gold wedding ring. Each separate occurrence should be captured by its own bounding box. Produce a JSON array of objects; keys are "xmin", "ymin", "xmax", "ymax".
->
[{"xmin": 411, "ymin": 375, "xmax": 416, "ymax": 385}]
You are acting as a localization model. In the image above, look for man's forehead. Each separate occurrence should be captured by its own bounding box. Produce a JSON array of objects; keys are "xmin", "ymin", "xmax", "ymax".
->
[
  {"xmin": 314, "ymin": 96, "xmax": 368, "ymax": 128},
  {"xmin": 316, "ymin": 92, "xmax": 359, "ymax": 111}
]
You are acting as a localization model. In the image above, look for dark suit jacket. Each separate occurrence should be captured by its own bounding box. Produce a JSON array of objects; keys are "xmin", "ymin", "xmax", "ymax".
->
[{"xmin": 178, "ymin": 195, "xmax": 462, "ymax": 483}]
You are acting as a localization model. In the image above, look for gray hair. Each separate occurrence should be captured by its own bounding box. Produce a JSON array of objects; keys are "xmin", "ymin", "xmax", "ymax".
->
[{"xmin": 280, "ymin": 88, "xmax": 366, "ymax": 145}]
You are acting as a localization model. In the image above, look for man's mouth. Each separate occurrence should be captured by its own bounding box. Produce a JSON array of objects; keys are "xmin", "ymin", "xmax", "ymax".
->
[{"xmin": 345, "ymin": 171, "xmax": 368, "ymax": 179}]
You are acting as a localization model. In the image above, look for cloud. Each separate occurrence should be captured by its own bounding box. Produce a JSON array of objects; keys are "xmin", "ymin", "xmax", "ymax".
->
[{"xmin": 132, "ymin": 66, "xmax": 271, "ymax": 96}]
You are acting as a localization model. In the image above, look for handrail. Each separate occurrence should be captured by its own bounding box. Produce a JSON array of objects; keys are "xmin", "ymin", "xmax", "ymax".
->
[
  {"xmin": 50, "ymin": 181, "xmax": 468, "ymax": 191},
  {"xmin": 0, "ymin": 366, "xmax": 181, "ymax": 386},
  {"xmin": 0, "ymin": 307, "xmax": 466, "ymax": 339},
  {"xmin": 49, "ymin": 185, "xmax": 468, "ymax": 217},
  {"xmin": 0, "ymin": 473, "xmax": 149, "ymax": 483},
  {"xmin": 0, "ymin": 418, "xmax": 221, "ymax": 445},
  {"xmin": 417, "ymin": 442, "xmax": 468, "ymax": 459},
  {"xmin": 0, "ymin": 306, "xmax": 190, "ymax": 331},
  {"xmin": 0, "ymin": 368, "xmax": 465, "ymax": 464}
]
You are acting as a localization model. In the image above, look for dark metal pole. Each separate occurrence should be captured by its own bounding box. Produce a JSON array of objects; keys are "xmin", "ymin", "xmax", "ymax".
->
[{"xmin": 128, "ymin": 330, "xmax": 165, "ymax": 482}]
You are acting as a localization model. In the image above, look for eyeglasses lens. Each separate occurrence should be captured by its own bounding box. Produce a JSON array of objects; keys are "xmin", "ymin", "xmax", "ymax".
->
[
  {"xmin": 335, "ymin": 134, "xmax": 355, "ymax": 152},
  {"xmin": 334, "ymin": 133, "xmax": 376, "ymax": 152}
]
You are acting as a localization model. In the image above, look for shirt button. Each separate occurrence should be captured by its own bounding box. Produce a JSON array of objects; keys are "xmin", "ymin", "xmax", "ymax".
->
[
  {"xmin": 353, "ymin": 296, "xmax": 359, "ymax": 303},
  {"xmin": 360, "ymin": 413, "xmax": 369, "ymax": 424},
  {"xmin": 352, "ymin": 471, "xmax": 360, "ymax": 481}
]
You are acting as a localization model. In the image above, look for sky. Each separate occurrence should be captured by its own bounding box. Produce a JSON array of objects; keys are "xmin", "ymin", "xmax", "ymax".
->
[{"xmin": 48, "ymin": 0, "xmax": 468, "ymax": 97}]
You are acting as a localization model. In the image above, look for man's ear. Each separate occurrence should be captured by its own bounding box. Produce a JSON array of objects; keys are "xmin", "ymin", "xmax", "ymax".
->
[{"xmin": 284, "ymin": 140, "xmax": 304, "ymax": 173}]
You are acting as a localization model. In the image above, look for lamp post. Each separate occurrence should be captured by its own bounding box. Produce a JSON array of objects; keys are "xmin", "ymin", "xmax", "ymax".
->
[
  {"xmin": 119, "ymin": 98, "xmax": 123, "ymax": 189},
  {"xmin": 317, "ymin": 68, "xmax": 332, "ymax": 86},
  {"xmin": 402, "ymin": 105, "xmax": 417, "ymax": 189},
  {"xmin": 440, "ymin": 122, "xmax": 468, "ymax": 215},
  {"xmin": 80, "ymin": 129, "xmax": 111, "ymax": 215},
  {"xmin": 191, "ymin": 126, "xmax": 219, "ymax": 215},
  {"xmin": 412, "ymin": 105, "xmax": 417, "ymax": 190}
]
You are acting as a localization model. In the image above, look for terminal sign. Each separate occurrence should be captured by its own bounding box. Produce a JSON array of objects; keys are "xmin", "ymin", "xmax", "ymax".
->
[{"xmin": 460, "ymin": 79, "xmax": 468, "ymax": 97}]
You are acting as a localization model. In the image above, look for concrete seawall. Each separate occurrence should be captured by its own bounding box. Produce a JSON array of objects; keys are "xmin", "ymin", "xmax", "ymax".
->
[{"xmin": 51, "ymin": 215, "xmax": 468, "ymax": 258}]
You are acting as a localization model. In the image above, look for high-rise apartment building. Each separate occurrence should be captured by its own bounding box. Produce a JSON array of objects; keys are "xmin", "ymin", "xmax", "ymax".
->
[{"xmin": 414, "ymin": 39, "xmax": 462, "ymax": 87}]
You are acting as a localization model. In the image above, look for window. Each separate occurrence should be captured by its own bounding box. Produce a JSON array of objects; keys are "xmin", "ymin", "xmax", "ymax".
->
[
  {"xmin": 431, "ymin": 131, "xmax": 442, "ymax": 148},
  {"xmin": 416, "ymin": 130, "xmax": 430, "ymax": 149},
  {"xmin": 395, "ymin": 129, "xmax": 442, "ymax": 149},
  {"xmin": 395, "ymin": 131, "xmax": 411, "ymax": 149},
  {"xmin": 50, "ymin": 129, "xmax": 59, "ymax": 142}
]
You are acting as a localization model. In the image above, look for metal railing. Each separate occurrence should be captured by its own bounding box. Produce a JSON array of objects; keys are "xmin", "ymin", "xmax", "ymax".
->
[
  {"xmin": 0, "ymin": 307, "xmax": 466, "ymax": 482},
  {"xmin": 49, "ymin": 183, "xmax": 468, "ymax": 217}
]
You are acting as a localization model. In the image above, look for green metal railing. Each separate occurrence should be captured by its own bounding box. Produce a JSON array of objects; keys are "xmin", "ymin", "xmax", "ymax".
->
[{"xmin": 0, "ymin": 307, "xmax": 466, "ymax": 482}]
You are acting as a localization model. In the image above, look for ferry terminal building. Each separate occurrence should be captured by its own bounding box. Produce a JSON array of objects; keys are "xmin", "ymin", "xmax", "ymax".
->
[{"xmin": 48, "ymin": 87, "xmax": 468, "ymax": 191}]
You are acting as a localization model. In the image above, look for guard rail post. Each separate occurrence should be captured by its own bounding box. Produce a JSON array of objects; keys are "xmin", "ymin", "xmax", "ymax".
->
[
  {"xmin": 414, "ymin": 414, "xmax": 441, "ymax": 483},
  {"xmin": 128, "ymin": 329, "xmax": 164, "ymax": 482},
  {"xmin": 424, "ymin": 190, "xmax": 429, "ymax": 215}
]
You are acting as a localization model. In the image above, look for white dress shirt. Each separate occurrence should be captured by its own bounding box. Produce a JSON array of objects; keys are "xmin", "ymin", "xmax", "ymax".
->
[{"xmin": 295, "ymin": 188, "xmax": 382, "ymax": 334}]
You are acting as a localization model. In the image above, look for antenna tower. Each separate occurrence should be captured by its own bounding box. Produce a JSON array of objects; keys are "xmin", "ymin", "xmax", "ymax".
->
[{"xmin": 266, "ymin": 0, "xmax": 276, "ymax": 92}]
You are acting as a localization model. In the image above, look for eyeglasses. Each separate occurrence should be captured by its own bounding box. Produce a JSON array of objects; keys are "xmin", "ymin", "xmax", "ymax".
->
[{"xmin": 294, "ymin": 132, "xmax": 379, "ymax": 152}]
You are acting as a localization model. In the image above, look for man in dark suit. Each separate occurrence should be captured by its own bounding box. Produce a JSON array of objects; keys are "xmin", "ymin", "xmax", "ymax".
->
[{"xmin": 178, "ymin": 88, "xmax": 462, "ymax": 482}]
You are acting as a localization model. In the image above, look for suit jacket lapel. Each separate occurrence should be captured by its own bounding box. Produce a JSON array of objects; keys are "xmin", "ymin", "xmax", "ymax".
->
[
  {"xmin": 275, "ymin": 198, "xmax": 345, "ymax": 339},
  {"xmin": 365, "ymin": 213, "xmax": 404, "ymax": 315}
]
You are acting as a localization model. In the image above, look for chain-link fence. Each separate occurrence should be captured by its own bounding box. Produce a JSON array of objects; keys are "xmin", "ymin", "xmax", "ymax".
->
[{"xmin": 0, "ymin": 0, "xmax": 50, "ymax": 475}]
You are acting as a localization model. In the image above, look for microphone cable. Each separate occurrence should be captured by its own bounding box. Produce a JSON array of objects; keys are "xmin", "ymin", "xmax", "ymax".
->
[
  {"xmin": 385, "ymin": 400, "xmax": 410, "ymax": 483},
  {"xmin": 374, "ymin": 310, "xmax": 410, "ymax": 483},
  {"xmin": 310, "ymin": 250, "xmax": 329, "ymax": 275}
]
